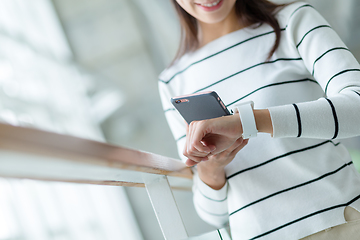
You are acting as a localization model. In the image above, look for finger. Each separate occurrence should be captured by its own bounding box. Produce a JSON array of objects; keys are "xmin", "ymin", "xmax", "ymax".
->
[
  {"xmin": 200, "ymin": 141, "xmax": 217, "ymax": 152},
  {"xmin": 229, "ymin": 138, "xmax": 248, "ymax": 153},
  {"xmin": 183, "ymin": 137, "xmax": 210, "ymax": 158},
  {"xmin": 223, "ymin": 138, "xmax": 244, "ymax": 153},
  {"xmin": 207, "ymin": 138, "xmax": 242, "ymax": 157},
  {"xmin": 184, "ymin": 148, "xmax": 209, "ymax": 158},
  {"xmin": 185, "ymin": 121, "xmax": 212, "ymax": 157},
  {"xmin": 185, "ymin": 159, "xmax": 198, "ymax": 167},
  {"xmin": 183, "ymin": 151, "xmax": 208, "ymax": 162},
  {"xmin": 184, "ymin": 121, "xmax": 192, "ymax": 158},
  {"xmin": 241, "ymin": 138, "xmax": 249, "ymax": 147},
  {"xmin": 228, "ymin": 138, "xmax": 249, "ymax": 158},
  {"xmin": 226, "ymin": 137, "xmax": 247, "ymax": 152},
  {"xmin": 185, "ymin": 155, "xmax": 208, "ymax": 166},
  {"xmin": 210, "ymin": 138, "xmax": 247, "ymax": 159},
  {"xmin": 188, "ymin": 121, "xmax": 214, "ymax": 154},
  {"xmin": 228, "ymin": 145, "xmax": 244, "ymax": 158},
  {"xmin": 189, "ymin": 121, "xmax": 207, "ymax": 152},
  {"xmin": 186, "ymin": 121, "xmax": 195, "ymax": 154},
  {"xmin": 234, "ymin": 137, "xmax": 246, "ymax": 148},
  {"xmin": 185, "ymin": 156, "xmax": 208, "ymax": 167}
]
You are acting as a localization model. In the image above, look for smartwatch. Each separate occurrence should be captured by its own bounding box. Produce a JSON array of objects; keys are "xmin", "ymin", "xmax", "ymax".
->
[{"xmin": 232, "ymin": 101, "xmax": 258, "ymax": 139}]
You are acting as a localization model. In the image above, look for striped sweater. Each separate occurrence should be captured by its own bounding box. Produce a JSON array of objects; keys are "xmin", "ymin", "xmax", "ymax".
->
[{"xmin": 158, "ymin": 2, "xmax": 360, "ymax": 239}]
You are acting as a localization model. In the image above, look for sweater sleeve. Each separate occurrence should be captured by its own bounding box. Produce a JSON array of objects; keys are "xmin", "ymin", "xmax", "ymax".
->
[
  {"xmin": 192, "ymin": 168, "xmax": 229, "ymax": 228},
  {"xmin": 158, "ymin": 80, "xmax": 229, "ymax": 227},
  {"xmin": 268, "ymin": 5, "xmax": 360, "ymax": 139}
]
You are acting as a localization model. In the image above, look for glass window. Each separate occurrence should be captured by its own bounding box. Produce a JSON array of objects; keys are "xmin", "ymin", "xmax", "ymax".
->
[{"xmin": 0, "ymin": 1, "xmax": 142, "ymax": 239}]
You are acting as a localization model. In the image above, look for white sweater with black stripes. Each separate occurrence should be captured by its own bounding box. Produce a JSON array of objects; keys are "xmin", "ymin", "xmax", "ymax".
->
[{"xmin": 158, "ymin": 2, "xmax": 360, "ymax": 240}]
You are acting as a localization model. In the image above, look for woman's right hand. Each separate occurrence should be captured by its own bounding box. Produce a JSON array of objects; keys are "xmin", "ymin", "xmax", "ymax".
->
[
  {"xmin": 196, "ymin": 137, "xmax": 249, "ymax": 190},
  {"xmin": 183, "ymin": 113, "xmax": 243, "ymax": 165}
]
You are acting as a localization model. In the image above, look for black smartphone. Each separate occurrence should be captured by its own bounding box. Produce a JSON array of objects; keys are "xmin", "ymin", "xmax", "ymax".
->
[{"xmin": 171, "ymin": 91, "xmax": 231, "ymax": 124}]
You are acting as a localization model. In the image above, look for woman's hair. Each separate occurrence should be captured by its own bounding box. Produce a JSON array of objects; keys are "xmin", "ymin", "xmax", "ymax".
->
[{"xmin": 172, "ymin": 0, "xmax": 290, "ymax": 62}]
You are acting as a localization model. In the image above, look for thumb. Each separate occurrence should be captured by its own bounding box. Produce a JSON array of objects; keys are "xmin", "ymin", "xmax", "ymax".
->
[{"xmin": 204, "ymin": 144, "xmax": 216, "ymax": 152}]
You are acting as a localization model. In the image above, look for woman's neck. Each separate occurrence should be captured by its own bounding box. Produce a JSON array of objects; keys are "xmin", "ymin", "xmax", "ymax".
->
[{"xmin": 197, "ymin": 8, "xmax": 244, "ymax": 48}]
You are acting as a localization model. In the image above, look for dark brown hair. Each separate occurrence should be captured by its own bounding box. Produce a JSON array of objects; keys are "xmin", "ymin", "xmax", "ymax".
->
[{"xmin": 172, "ymin": 0, "xmax": 289, "ymax": 62}]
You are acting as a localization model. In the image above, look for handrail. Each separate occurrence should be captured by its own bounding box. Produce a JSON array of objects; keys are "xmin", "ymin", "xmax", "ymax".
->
[{"xmin": 0, "ymin": 123, "xmax": 193, "ymax": 188}]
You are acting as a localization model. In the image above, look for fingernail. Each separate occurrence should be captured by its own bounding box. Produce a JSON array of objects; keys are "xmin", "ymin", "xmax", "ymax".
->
[{"xmin": 209, "ymin": 146, "xmax": 216, "ymax": 152}]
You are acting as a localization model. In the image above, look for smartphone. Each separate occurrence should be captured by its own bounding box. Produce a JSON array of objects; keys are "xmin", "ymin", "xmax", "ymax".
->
[{"xmin": 171, "ymin": 91, "xmax": 231, "ymax": 124}]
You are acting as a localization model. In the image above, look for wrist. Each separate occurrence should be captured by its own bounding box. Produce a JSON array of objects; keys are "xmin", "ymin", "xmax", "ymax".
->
[
  {"xmin": 253, "ymin": 109, "xmax": 273, "ymax": 135},
  {"xmin": 197, "ymin": 161, "xmax": 226, "ymax": 190}
]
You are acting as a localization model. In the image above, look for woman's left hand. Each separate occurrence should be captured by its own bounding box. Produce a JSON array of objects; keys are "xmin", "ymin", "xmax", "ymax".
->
[{"xmin": 197, "ymin": 137, "xmax": 249, "ymax": 167}]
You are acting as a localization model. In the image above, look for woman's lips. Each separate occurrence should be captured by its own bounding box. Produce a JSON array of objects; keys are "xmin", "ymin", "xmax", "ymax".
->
[{"xmin": 195, "ymin": 0, "xmax": 223, "ymax": 12}]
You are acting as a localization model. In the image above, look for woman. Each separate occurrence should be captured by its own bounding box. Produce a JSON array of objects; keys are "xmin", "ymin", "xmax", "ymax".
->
[{"xmin": 158, "ymin": 0, "xmax": 360, "ymax": 239}]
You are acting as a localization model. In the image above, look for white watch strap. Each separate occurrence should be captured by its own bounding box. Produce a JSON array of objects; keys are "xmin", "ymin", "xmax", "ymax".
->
[{"xmin": 233, "ymin": 101, "xmax": 258, "ymax": 139}]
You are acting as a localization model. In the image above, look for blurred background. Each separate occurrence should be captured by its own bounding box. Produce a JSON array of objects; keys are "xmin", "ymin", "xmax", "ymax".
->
[{"xmin": 0, "ymin": 0, "xmax": 359, "ymax": 239}]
